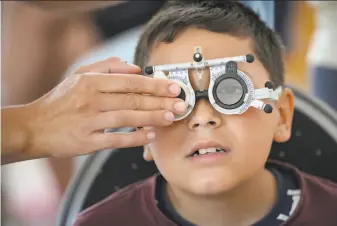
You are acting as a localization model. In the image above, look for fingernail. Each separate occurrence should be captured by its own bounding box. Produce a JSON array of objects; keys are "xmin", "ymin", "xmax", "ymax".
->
[
  {"xmin": 174, "ymin": 101, "xmax": 187, "ymax": 113},
  {"xmin": 147, "ymin": 132, "xmax": 156, "ymax": 141},
  {"xmin": 164, "ymin": 111, "xmax": 175, "ymax": 122},
  {"xmin": 168, "ymin": 84, "xmax": 181, "ymax": 96}
]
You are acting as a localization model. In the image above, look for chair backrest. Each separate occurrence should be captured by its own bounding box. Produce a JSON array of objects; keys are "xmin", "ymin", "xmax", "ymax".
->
[{"xmin": 56, "ymin": 86, "xmax": 337, "ymax": 226}]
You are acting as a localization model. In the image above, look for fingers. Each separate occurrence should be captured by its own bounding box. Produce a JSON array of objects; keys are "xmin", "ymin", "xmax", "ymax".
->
[
  {"xmin": 93, "ymin": 93, "xmax": 186, "ymax": 113},
  {"xmin": 143, "ymin": 148, "xmax": 152, "ymax": 161},
  {"xmin": 91, "ymin": 110, "xmax": 175, "ymax": 130},
  {"xmin": 91, "ymin": 130, "xmax": 156, "ymax": 151},
  {"xmin": 75, "ymin": 57, "xmax": 141, "ymax": 74},
  {"xmin": 74, "ymin": 57, "xmax": 182, "ymax": 97},
  {"xmin": 87, "ymin": 74, "xmax": 181, "ymax": 97}
]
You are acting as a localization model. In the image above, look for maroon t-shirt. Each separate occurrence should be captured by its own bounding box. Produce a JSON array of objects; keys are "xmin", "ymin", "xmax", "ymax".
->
[{"xmin": 73, "ymin": 160, "xmax": 337, "ymax": 226}]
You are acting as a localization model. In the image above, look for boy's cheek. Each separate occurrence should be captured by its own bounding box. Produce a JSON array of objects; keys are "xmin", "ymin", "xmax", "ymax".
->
[{"xmin": 228, "ymin": 115, "xmax": 277, "ymax": 148}]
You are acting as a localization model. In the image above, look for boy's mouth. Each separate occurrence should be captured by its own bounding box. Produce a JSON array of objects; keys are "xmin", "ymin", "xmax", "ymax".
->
[
  {"xmin": 187, "ymin": 141, "xmax": 230, "ymax": 158},
  {"xmin": 190, "ymin": 147, "xmax": 226, "ymax": 157}
]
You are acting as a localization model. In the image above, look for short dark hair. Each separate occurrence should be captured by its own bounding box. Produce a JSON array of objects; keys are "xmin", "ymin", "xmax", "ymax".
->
[{"xmin": 134, "ymin": 1, "xmax": 285, "ymax": 87}]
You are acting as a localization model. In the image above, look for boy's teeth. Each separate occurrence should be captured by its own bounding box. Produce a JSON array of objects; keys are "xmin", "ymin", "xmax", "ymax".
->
[
  {"xmin": 199, "ymin": 148, "xmax": 216, "ymax": 154},
  {"xmin": 193, "ymin": 148, "xmax": 225, "ymax": 156}
]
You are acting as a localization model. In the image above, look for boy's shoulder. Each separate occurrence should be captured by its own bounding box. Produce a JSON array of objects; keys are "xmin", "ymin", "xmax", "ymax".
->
[
  {"xmin": 269, "ymin": 160, "xmax": 337, "ymax": 225},
  {"xmin": 298, "ymin": 164, "xmax": 337, "ymax": 204},
  {"xmin": 270, "ymin": 159, "xmax": 337, "ymax": 196},
  {"xmin": 73, "ymin": 175, "xmax": 162, "ymax": 226},
  {"xmin": 293, "ymin": 167, "xmax": 337, "ymax": 225}
]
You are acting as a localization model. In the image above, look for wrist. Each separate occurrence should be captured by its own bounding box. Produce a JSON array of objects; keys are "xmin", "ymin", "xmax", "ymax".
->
[{"xmin": 1, "ymin": 105, "xmax": 33, "ymax": 163}]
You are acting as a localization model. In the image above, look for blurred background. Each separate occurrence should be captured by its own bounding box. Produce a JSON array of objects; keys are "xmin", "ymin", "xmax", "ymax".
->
[{"xmin": 1, "ymin": 1, "xmax": 336, "ymax": 225}]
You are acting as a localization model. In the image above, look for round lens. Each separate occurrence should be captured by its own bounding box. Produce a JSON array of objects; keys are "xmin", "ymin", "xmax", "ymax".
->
[{"xmin": 216, "ymin": 78, "xmax": 244, "ymax": 105}]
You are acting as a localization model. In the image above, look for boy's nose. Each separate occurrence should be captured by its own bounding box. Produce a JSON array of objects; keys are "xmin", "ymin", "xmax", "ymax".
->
[{"xmin": 187, "ymin": 100, "xmax": 222, "ymax": 130}]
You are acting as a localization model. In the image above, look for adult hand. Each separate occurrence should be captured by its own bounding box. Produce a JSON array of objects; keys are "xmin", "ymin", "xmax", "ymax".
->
[{"xmin": 1, "ymin": 57, "xmax": 185, "ymax": 164}]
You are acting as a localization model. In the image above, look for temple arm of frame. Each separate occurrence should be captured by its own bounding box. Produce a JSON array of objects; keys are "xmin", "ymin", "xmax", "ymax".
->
[
  {"xmin": 250, "ymin": 99, "xmax": 266, "ymax": 110},
  {"xmin": 255, "ymin": 86, "xmax": 283, "ymax": 101}
]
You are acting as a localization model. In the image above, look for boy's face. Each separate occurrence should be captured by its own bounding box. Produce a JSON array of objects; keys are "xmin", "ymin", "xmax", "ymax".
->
[{"xmin": 144, "ymin": 28, "xmax": 294, "ymax": 195}]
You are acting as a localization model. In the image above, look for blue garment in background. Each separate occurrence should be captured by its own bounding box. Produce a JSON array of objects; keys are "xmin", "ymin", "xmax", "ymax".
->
[
  {"xmin": 241, "ymin": 1, "xmax": 275, "ymax": 29},
  {"xmin": 311, "ymin": 67, "xmax": 337, "ymax": 111}
]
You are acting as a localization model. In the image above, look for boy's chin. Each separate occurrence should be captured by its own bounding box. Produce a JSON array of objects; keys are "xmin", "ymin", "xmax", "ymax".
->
[{"xmin": 183, "ymin": 174, "xmax": 239, "ymax": 197}]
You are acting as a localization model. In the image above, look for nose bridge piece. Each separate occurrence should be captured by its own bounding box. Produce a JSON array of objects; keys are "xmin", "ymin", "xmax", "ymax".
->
[{"xmin": 195, "ymin": 90, "xmax": 209, "ymax": 102}]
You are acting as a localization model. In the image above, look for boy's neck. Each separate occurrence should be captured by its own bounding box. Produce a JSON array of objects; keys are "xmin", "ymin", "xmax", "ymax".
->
[{"xmin": 166, "ymin": 168, "xmax": 277, "ymax": 226}]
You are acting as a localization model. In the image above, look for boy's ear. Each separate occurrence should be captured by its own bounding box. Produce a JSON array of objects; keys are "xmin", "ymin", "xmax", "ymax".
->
[{"xmin": 274, "ymin": 88, "xmax": 295, "ymax": 143}]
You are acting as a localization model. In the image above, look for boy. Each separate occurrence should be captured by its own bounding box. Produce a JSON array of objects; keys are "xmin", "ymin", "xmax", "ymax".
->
[{"xmin": 74, "ymin": 1, "xmax": 337, "ymax": 226}]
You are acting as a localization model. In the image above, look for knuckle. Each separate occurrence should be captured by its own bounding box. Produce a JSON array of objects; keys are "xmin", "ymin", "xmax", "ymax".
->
[
  {"xmin": 145, "ymin": 79, "xmax": 156, "ymax": 93},
  {"xmin": 74, "ymin": 96, "xmax": 88, "ymax": 112},
  {"xmin": 125, "ymin": 76, "xmax": 137, "ymax": 90},
  {"xmin": 72, "ymin": 80, "xmax": 91, "ymax": 110},
  {"xmin": 125, "ymin": 94, "xmax": 139, "ymax": 109},
  {"xmin": 154, "ymin": 80, "xmax": 163, "ymax": 92},
  {"xmin": 78, "ymin": 74, "xmax": 96, "ymax": 93},
  {"xmin": 108, "ymin": 111, "xmax": 123, "ymax": 127},
  {"xmin": 108, "ymin": 57, "xmax": 123, "ymax": 63},
  {"xmin": 77, "ymin": 74, "xmax": 90, "ymax": 88},
  {"xmin": 161, "ymin": 98, "xmax": 171, "ymax": 110},
  {"xmin": 75, "ymin": 57, "xmax": 122, "ymax": 74},
  {"xmin": 125, "ymin": 75, "xmax": 144, "ymax": 93},
  {"xmin": 150, "ymin": 79, "xmax": 163, "ymax": 95},
  {"xmin": 75, "ymin": 63, "xmax": 100, "ymax": 74}
]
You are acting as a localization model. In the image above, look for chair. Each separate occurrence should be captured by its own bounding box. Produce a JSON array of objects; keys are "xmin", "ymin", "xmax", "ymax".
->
[{"xmin": 56, "ymin": 86, "xmax": 337, "ymax": 226}]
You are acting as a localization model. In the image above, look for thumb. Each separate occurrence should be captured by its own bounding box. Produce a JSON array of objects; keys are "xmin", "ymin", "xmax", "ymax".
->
[{"xmin": 75, "ymin": 57, "xmax": 141, "ymax": 74}]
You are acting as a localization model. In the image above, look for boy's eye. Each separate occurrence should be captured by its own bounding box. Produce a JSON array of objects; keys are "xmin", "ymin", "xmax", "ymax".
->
[
  {"xmin": 216, "ymin": 78, "xmax": 244, "ymax": 105},
  {"xmin": 222, "ymin": 87, "xmax": 240, "ymax": 94}
]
